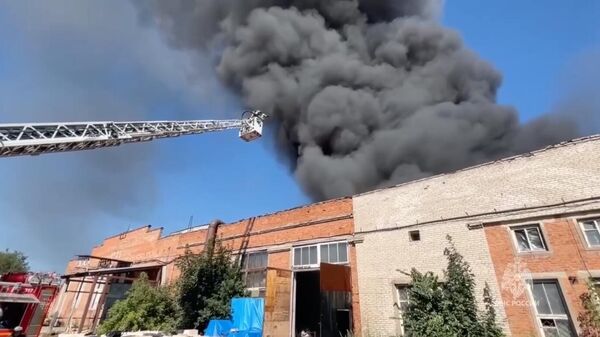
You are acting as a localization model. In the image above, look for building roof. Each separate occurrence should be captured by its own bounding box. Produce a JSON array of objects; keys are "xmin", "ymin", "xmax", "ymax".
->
[
  {"xmin": 357, "ymin": 134, "xmax": 600, "ymax": 198},
  {"xmin": 352, "ymin": 134, "xmax": 600, "ymax": 232},
  {"xmin": 75, "ymin": 254, "xmax": 131, "ymax": 264},
  {"xmin": 63, "ymin": 261, "xmax": 165, "ymax": 279}
]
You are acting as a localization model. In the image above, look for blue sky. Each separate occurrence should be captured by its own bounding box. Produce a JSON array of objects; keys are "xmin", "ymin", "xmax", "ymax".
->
[{"xmin": 0, "ymin": 1, "xmax": 597, "ymax": 272}]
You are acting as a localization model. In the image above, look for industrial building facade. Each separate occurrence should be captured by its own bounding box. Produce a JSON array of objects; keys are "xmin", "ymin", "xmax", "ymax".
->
[
  {"xmin": 52, "ymin": 198, "xmax": 360, "ymax": 337},
  {"xmin": 352, "ymin": 136, "xmax": 600, "ymax": 337},
  {"xmin": 51, "ymin": 136, "xmax": 600, "ymax": 337}
]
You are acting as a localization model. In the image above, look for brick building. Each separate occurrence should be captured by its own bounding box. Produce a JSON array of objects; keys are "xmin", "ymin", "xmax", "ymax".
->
[
  {"xmin": 51, "ymin": 135, "xmax": 600, "ymax": 337},
  {"xmin": 353, "ymin": 136, "xmax": 600, "ymax": 337},
  {"xmin": 52, "ymin": 198, "xmax": 360, "ymax": 337}
]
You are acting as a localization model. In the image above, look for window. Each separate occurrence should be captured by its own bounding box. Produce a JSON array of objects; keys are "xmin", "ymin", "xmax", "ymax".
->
[
  {"xmin": 593, "ymin": 278, "xmax": 600, "ymax": 293},
  {"xmin": 0, "ymin": 303, "xmax": 27, "ymax": 329},
  {"xmin": 409, "ymin": 230, "xmax": 420, "ymax": 242},
  {"xmin": 395, "ymin": 285, "xmax": 410, "ymax": 312},
  {"xmin": 320, "ymin": 242, "xmax": 348, "ymax": 264},
  {"xmin": 293, "ymin": 242, "xmax": 349, "ymax": 268},
  {"xmin": 530, "ymin": 281, "xmax": 575, "ymax": 337},
  {"xmin": 395, "ymin": 285, "xmax": 410, "ymax": 336},
  {"xmin": 240, "ymin": 251, "xmax": 268, "ymax": 297},
  {"xmin": 580, "ymin": 219, "xmax": 600, "ymax": 247},
  {"xmin": 512, "ymin": 225, "xmax": 547, "ymax": 252}
]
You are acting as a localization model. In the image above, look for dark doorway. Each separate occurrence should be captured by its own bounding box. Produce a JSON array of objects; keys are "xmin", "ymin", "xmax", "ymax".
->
[
  {"xmin": 320, "ymin": 263, "xmax": 352, "ymax": 337},
  {"xmin": 294, "ymin": 270, "xmax": 320, "ymax": 337}
]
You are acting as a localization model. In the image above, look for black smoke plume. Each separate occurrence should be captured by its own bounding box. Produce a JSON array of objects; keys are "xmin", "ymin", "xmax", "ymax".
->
[{"xmin": 136, "ymin": 0, "xmax": 579, "ymax": 200}]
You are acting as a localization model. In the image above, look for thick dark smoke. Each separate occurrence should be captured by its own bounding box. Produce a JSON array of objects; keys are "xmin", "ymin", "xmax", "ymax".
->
[{"xmin": 137, "ymin": 0, "xmax": 579, "ymax": 200}]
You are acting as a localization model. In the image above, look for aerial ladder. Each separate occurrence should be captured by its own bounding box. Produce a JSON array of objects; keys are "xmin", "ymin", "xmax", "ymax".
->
[{"xmin": 0, "ymin": 110, "xmax": 267, "ymax": 158}]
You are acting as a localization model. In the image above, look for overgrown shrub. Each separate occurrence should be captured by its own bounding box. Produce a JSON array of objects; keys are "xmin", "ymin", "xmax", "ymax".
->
[
  {"xmin": 176, "ymin": 243, "xmax": 247, "ymax": 330},
  {"xmin": 481, "ymin": 282, "xmax": 504, "ymax": 337},
  {"xmin": 578, "ymin": 280, "xmax": 600, "ymax": 337},
  {"xmin": 403, "ymin": 235, "xmax": 504, "ymax": 337},
  {"xmin": 98, "ymin": 273, "xmax": 180, "ymax": 334},
  {"xmin": 403, "ymin": 270, "xmax": 452, "ymax": 337}
]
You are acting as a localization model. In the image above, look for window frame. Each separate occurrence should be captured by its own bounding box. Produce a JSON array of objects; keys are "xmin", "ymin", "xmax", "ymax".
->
[
  {"xmin": 394, "ymin": 284, "xmax": 410, "ymax": 336},
  {"xmin": 579, "ymin": 219, "xmax": 600, "ymax": 248},
  {"xmin": 408, "ymin": 230, "xmax": 420, "ymax": 242},
  {"xmin": 292, "ymin": 241, "xmax": 349, "ymax": 269},
  {"xmin": 593, "ymin": 278, "xmax": 600, "ymax": 293},
  {"xmin": 528, "ymin": 280, "xmax": 576, "ymax": 337},
  {"xmin": 511, "ymin": 224, "xmax": 548, "ymax": 253},
  {"xmin": 240, "ymin": 250, "xmax": 268, "ymax": 296}
]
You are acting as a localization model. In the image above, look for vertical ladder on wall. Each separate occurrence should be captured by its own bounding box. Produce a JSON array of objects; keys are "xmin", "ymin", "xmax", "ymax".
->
[{"xmin": 237, "ymin": 217, "xmax": 256, "ymax": 262}]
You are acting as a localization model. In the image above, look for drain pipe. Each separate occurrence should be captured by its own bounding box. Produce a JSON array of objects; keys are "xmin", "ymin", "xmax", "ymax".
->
[{"xmin": 205, "ymin": 219, "xmax": 223, "ymax": 257}]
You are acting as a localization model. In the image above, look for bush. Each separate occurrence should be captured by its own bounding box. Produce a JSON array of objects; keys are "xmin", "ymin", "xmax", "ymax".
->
[
  {"xmin": 481, "ymin": 282, "xmax": 503, "ymax": 337},
  {"xmin": 443, "ymin": 237, "xmax": 479, "ymax": 335},
  {"xmin": 403, "ymin": 236, "xmax": 504, "ymax": 337},
  {"xmin": 578, "ymin": 280, "xmax": 600, "ymax": 337},
  {"xmin": 176, "ymin": 243, "xmax": 247, "ymax": 331},
  {"xmin": 403, "ymin": 270, "xmax": 452, "ymax": 337},
  {"xmin": 98, "ymin": 273, "xmax": 180, "ymax": 334}
]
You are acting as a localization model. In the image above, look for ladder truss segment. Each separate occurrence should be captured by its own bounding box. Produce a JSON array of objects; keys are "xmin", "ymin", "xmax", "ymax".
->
[{"xmin": 0, "ymin": 120, "xmax": 243, "ymax": 157}]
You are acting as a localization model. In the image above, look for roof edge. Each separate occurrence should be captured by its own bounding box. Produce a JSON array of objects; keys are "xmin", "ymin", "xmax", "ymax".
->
[{"xmin": 355, "ymin": 134, "xmax": 600, "ymax": 199}]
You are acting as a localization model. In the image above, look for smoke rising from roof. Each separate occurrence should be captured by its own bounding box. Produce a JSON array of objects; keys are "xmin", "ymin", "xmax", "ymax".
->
[{"xmin": 137, "ymin": 0, "xmax": 581, "ymax": 200}]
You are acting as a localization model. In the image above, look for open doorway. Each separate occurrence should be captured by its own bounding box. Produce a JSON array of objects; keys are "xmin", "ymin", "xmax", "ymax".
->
[{"xmin": 294, "ymin": 270, "xmax": 320, "ymax": 337}]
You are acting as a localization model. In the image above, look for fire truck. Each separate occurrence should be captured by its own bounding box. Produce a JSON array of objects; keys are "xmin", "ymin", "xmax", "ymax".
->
[{"xmin": 0, "ymin": 273, "xmax": 61, "ymax": 337}]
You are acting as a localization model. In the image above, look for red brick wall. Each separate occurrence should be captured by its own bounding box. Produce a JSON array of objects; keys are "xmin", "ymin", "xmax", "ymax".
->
[
  {"xmin": 269, "ymin": 251, "xmax": 290, "ymax": 270},
  {"xmin": 58, "ymin": 197, "xmax": 359, "ymax": 332},
  {"xmin": 485, "ymin": 217, "xmax": 600, "ymax": 337},
  {"xmin": 75, "ymin": 198, "xmax": 354, "ymax": 278}
]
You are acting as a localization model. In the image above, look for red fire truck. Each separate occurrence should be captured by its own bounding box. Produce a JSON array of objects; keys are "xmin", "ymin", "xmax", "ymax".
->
[{"xmin": 0, "ymin": 273, "xmax": 60, "ymax": 337}]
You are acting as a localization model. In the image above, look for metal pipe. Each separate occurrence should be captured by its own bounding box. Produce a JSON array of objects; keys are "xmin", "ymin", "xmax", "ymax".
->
[{"xmin": 205, "ymin": 219, "xmax": 223, "ymax": 256}]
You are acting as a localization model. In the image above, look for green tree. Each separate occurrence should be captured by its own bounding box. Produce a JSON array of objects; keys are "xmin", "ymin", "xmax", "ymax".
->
[
  {"xmin": 578, "ymin": 280, "xmax": 600, "ymax": 337},
  {"xmin": 404, "ymin": 236, "xmax": 504, "ymax": 337},
  {"xmin": 0, "ymin": 250, "xmax": 29, "ymax": 274},
  {"xmin": 98, "ymin": 273, "xmax": 180, "ymax": 334},
  {"xmin": 403, "ymin": 269, "xmax": 453, "ymax": 337},
  {"xmin": 176, "ymin": 243, "xmax": 247, "ymax": 330},
  {"xmin": 480, "ymin": 282, "xmax": 504, "ymax": 337},
  {"xmin": 443, "ymin": 235, "xmax": 479, "ymax": 336}
]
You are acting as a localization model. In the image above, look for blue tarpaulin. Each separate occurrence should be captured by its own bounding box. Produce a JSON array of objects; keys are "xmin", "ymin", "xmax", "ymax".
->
[
  {"xmin": 228, "ymin": 298, "xmax": 264, "ymax": 337},
  {"xmin": 203, "ymin": 298, "xmax": 264, "ymax": 337},
  {"xmin": 204, "ymin": 320, "xmax": 233, "ymax": 337}
]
